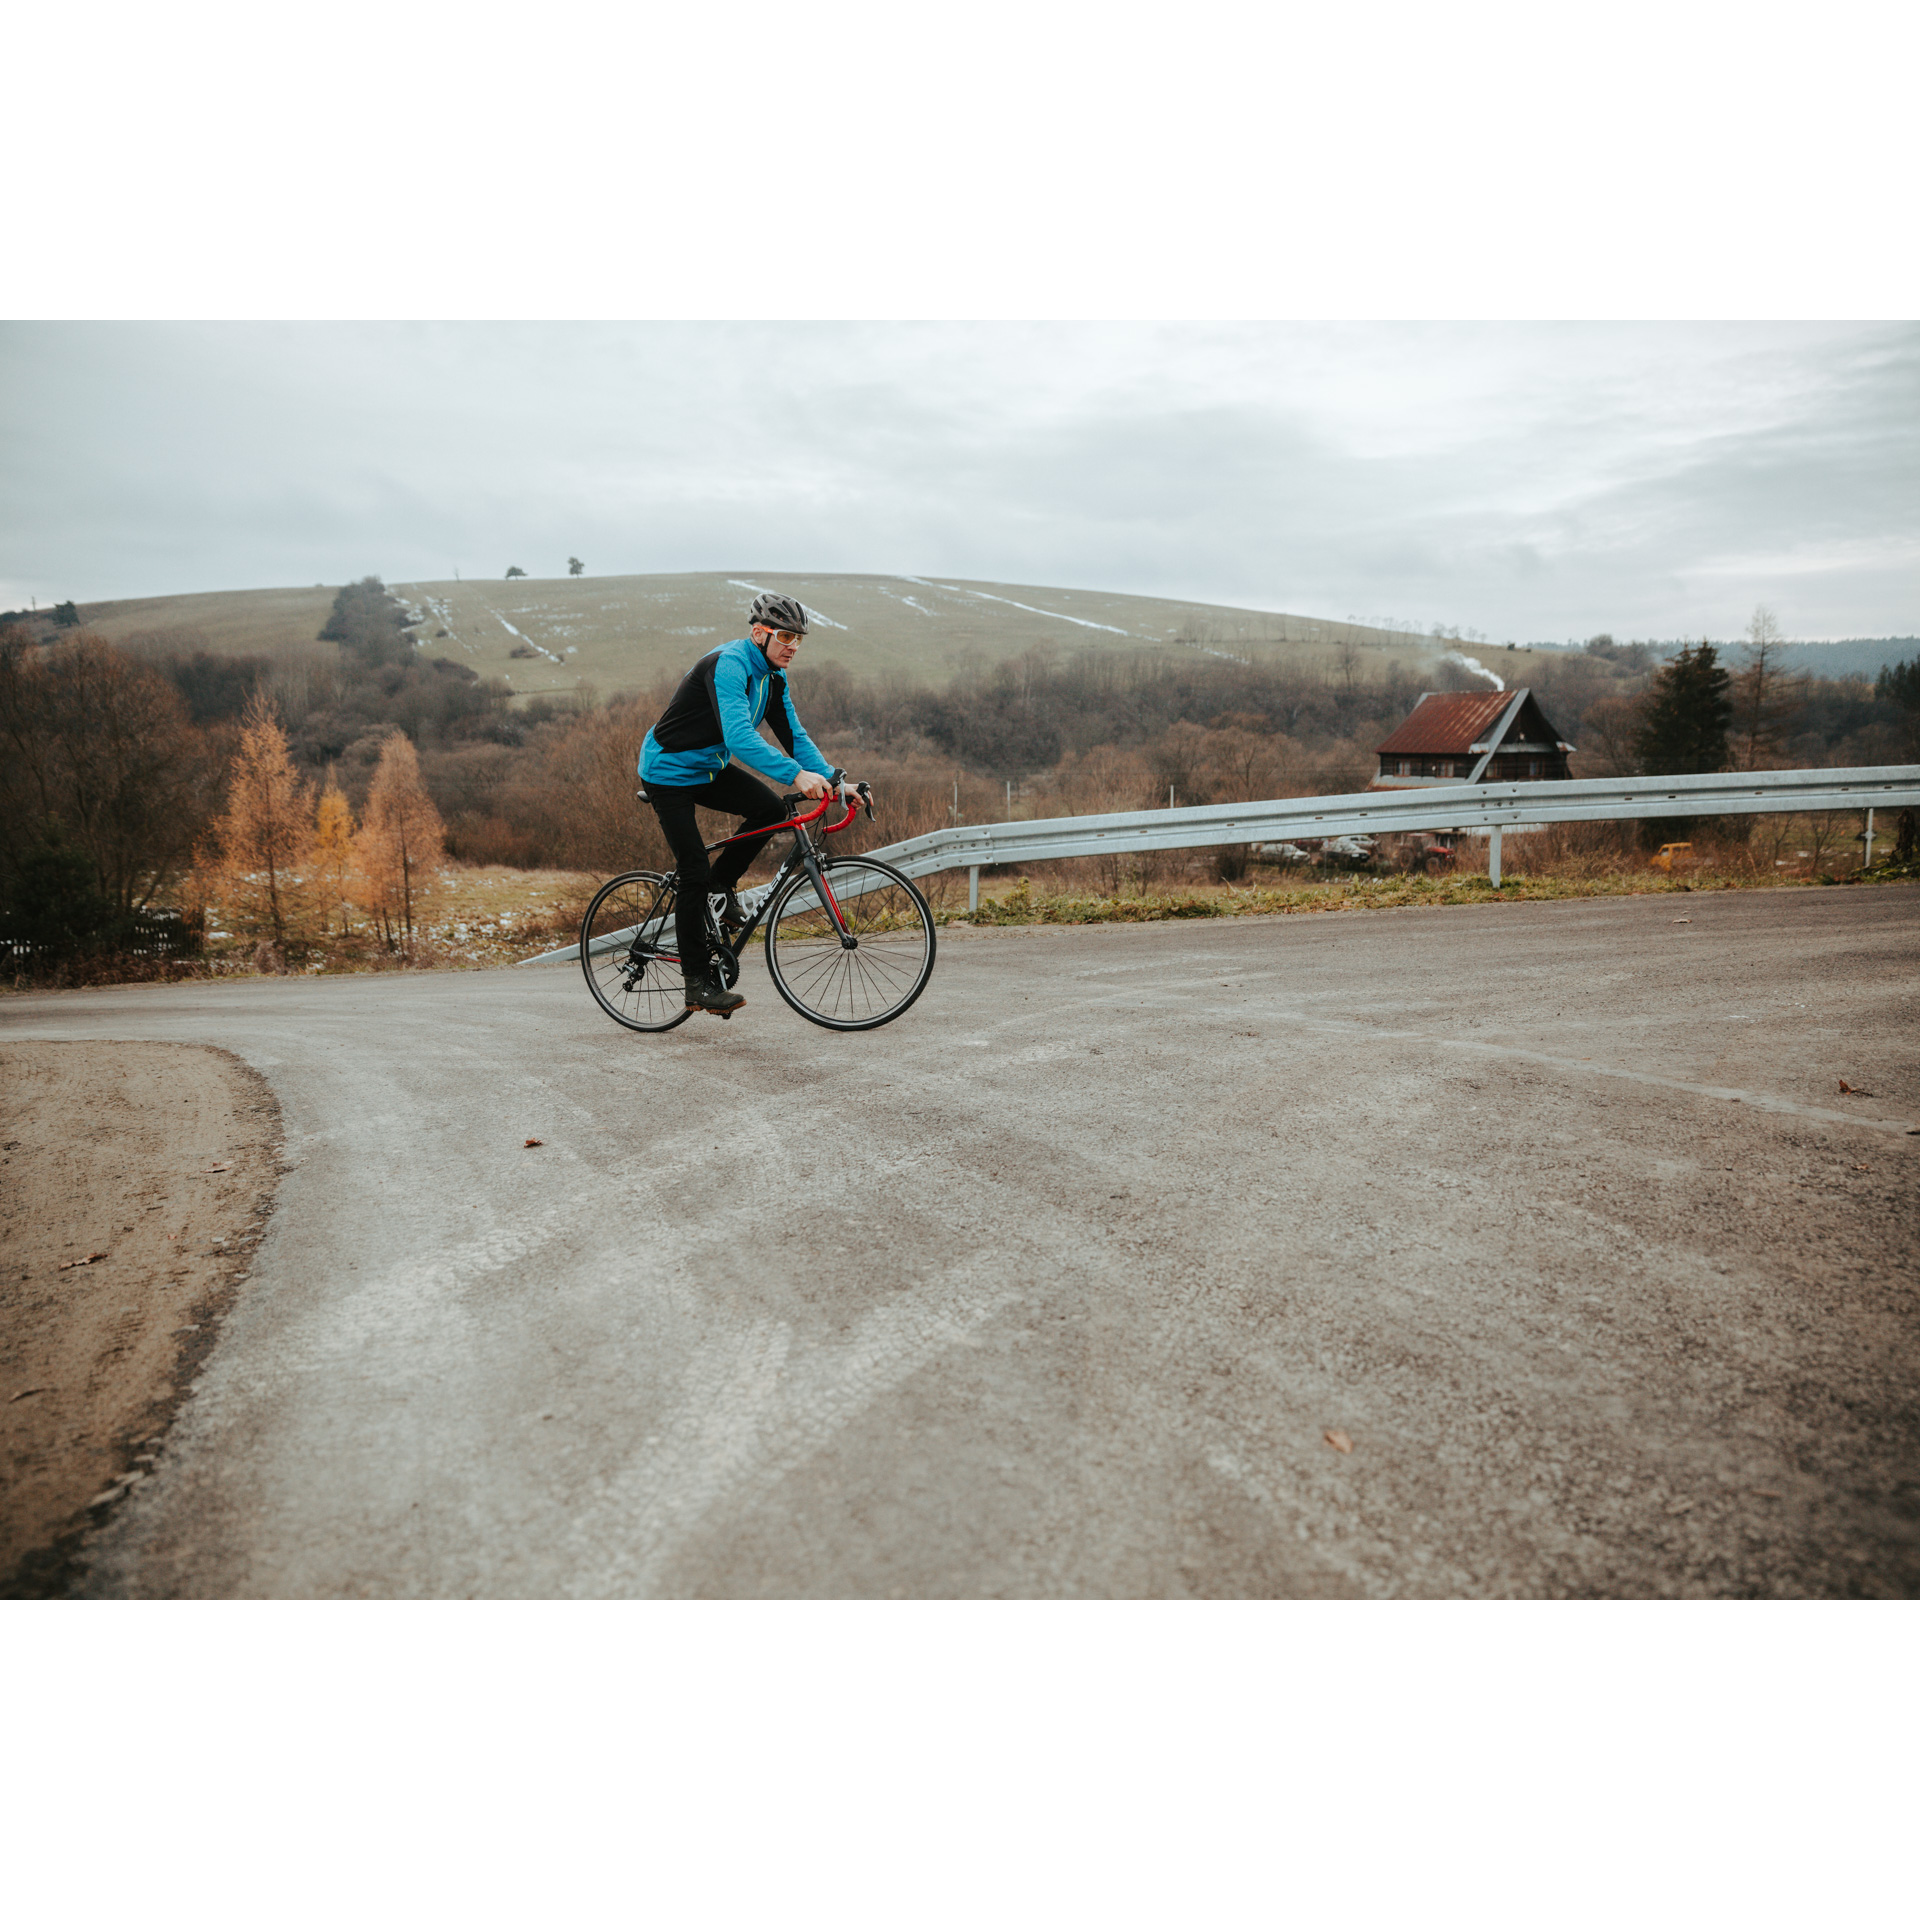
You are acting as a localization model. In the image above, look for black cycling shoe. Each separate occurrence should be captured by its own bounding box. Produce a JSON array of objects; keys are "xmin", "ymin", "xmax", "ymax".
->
[
  {"xmin": 685, "ymin": 979, "xmax": 746, "ymax": 1018},
  {"xmin": 712, "ymin": 891, "xmax": 750, "ymax": 932}
]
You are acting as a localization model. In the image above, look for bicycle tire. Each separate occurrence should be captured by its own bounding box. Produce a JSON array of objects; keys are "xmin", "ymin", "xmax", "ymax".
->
[
  {"xmin": 764, "ymin": 856, "xmax": 936, "ymax": 1030},
  {"xmin": 579, "ymin": 871, "xmax": 693, "ymax": 1033}
]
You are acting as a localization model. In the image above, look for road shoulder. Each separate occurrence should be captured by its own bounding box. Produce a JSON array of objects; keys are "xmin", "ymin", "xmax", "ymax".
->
[{"xmin": 1, "ymin": 1040, "xmax": 282, "ymax": 1597}]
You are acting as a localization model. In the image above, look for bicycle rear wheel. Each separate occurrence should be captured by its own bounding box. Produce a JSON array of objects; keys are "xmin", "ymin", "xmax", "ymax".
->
[
  {"xmin": 764, "ymin": 856, "xmax": 936, "ymax": 1030},
  {"xmin": 579, "ymin": 871, "xmax": 692, "ymax": 1032}
]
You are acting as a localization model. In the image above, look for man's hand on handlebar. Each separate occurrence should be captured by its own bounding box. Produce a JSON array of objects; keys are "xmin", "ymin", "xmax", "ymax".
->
[{"xmin": 791, "ymin": 770, "xmax": 873, "ymax": 820}]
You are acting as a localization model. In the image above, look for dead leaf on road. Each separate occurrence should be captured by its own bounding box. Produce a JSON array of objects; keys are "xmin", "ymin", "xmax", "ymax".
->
[
  {"xmin": 9, "ymin": 1386, "xmax": 53, "ymax": 1402},
  {"xmin": 524, "ymin": 1138, "xmax": 543, "ymax": 1148},
  {"xmin": 58, "ymin": 1253, "xmax": 108, "ymax": 1270},
  {"xmin": 1323, "ymin": 1429, "xmax": 1353, "ymax": 1454},
  {"xmin": 1837, "ymin": 1081, "xmax": 1871, "ymax": 1097},
  {"xmin": 191, "ymin": 1163, "xmax": 233, "ymax": 1174}
]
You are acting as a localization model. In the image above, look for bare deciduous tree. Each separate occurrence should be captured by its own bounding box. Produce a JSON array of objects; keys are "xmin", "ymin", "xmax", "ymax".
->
[
  {"xmin": 1730, "ymin": 606, "xmax": 1807, "ymax": 770},
  {"xmin": 0, "ymin": 631, "xmax": 213, "ymax": 914},
  {"xmin": 1577, "ymin": 694, "xmax": 1645, "ymax": 776},
  {"xmin": 1055, "ymin": 744, "xmax": 1154, "ymax": 891},
  {"xmin": 1199, "ymin": 723, "xmax": 1297, "ymax": 880},
  {"xmin": 1805, "ymin": 808, "xmax": 1842, "ymax": 874}
]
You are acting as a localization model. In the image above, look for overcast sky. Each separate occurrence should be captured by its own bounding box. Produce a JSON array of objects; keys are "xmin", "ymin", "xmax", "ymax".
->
[{"xmin": 3, "ymin": 321, "xmax": 1913, "ymax": 644}]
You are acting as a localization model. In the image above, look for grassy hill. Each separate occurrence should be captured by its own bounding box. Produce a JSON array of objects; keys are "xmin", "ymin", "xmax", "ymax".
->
[
  {"xmin": 82, "ymin": 571, "xmax": 1548, "ymax": 696},
  {"xmin": 77, "ymin": 584, "xmax": 342, "ymax": 657}
]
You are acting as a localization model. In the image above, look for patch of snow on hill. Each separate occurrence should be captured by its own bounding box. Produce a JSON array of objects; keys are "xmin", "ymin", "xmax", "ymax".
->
[
  {"xmin": 905, "ymin": 578, "xmax": 1134, "ymax": 637},
  {"xmin": 492, "ymin": 608, "xmax": 562, "ymax": 663},
  {"xmin": 725, "ymin": 580, "xmax": 849, "ymax": 630},
  {"xmin": 413, "ymin": 594, "xmax": 475, "ymax": 656}
]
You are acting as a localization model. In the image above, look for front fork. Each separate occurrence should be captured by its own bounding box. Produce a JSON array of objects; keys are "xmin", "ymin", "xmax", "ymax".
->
[{"xmin": 798, "ymin": 848, "xmax": 858, "ymax": 949}]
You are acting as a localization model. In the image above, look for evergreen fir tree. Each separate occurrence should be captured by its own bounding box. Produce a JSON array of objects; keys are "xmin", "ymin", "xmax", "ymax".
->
[{"xmin": 1634, "ymin": 642, "xmax": 1733, "ymax": 775}]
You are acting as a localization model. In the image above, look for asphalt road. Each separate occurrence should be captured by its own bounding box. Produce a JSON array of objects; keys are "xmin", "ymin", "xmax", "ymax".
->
[{"xmin": 5, "ymin": 884, "xmax": 1915, "ymax": 1598}]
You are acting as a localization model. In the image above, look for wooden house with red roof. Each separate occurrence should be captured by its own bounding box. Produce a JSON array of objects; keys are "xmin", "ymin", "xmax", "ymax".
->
[{"xmin": 1370, "ymin": 688, "xmax": 1575, "ymax": 789}]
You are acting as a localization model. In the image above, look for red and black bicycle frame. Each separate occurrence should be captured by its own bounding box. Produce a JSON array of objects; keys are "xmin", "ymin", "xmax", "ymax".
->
[{"xmin": 699, "ymin": 783, "xmax": 867, "ymax": 957}]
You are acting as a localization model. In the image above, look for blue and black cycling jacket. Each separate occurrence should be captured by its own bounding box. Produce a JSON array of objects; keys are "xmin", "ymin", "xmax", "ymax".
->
[{"xmin": 638, "ymin": 636, "xmax": 835, "ymax": 789}]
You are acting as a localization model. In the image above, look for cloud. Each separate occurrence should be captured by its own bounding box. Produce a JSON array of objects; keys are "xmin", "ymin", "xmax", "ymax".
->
[{"xmin": 2, "ymin": 321, "xmax": 1913, "ymax": 640}]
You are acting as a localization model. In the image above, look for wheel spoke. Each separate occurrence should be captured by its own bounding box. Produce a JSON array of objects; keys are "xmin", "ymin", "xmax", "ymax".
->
[
  {"xmin": 580, "ymin": 872, "xmax": 691, "ymax": 1032},
  {"xmin": 765, "ymin": 859, "xmax": 935, "ymax": 1030}
]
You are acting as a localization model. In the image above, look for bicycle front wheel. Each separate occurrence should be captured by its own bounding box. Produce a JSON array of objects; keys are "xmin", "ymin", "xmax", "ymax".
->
[
  {"xmin": 765, "ymin": 857, "xmax": 936, "ymax": 1031},
  {"xmin": 579, "ymin": 871, "xmax": 692, "ymax": 1032}
]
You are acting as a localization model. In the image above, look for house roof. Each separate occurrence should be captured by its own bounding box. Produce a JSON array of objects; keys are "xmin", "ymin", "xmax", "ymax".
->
[{"xmin": 1375, "ymin": 691, "xmax": 1516, "ymax": 756}]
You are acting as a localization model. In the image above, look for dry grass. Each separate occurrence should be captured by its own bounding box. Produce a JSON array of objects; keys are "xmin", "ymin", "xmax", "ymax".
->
[
  {"xmin": 951, "ymin": 854, "xmax": 1912, "ymax": 931},
  {"xmin": 74, "ymin": 571, "xmax": 1553, "ymax": 702},
  {"xmin": 383, "ymin": 573, "xmax": 1548, "ymax": 702},
  {"xmin": 80, "ymin": 585, "xmax": 340, "ymax": 659},
  {"xmin": 177, "ymin": 865, "xmax": 594, "ymax": 977}
]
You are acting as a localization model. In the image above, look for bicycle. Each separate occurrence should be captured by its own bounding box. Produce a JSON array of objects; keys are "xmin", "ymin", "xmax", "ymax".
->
[{"xmin": 578, "ymin": 777, "xmax": 938, "ymax": 1033}]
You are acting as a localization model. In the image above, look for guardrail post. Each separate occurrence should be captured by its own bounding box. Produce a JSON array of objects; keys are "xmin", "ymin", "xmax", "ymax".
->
[
  {"xmin": 968, "ymin": 866, "xmax": 980, "ymax": 913},
  {"xmin": 1864, "ymin": 807, "xmax": 1874, "ymax": 868},
  {"xmin": 1488, "ymin": 827, "xmax": 1503, "ymax": 888}
]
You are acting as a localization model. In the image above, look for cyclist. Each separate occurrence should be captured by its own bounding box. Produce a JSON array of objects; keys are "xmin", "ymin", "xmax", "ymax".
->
[{"xmin": 638, "ymin": 590, "xmax": 845, "ymax": 1017}]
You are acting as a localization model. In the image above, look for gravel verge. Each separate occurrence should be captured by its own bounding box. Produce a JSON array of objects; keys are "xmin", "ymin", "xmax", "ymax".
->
[{"xmin": 0, "ymin": 1041, "xmax": 282, "ymax": 1597}]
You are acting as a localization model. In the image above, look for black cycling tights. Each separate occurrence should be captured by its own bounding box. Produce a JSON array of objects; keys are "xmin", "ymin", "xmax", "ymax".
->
[{"xmin": 645, "ymin": 767, "xmax": 787, "ymax": 981}]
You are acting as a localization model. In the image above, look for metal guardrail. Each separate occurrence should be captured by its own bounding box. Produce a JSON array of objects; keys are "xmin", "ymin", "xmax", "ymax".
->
[{"xmin": 523, "ymin": 764, "xmax": 1920, "ymax": 965}]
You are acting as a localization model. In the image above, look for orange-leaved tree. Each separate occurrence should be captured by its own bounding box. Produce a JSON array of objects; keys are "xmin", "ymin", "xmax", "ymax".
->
[
  {"xmin": 313, "ymin": 768, "xmax": 356, "ymax": 936},
  {"xmin": 198, "ymin": 692, "xmax": 315, "ymax": 945},
  {"xmin": 356, "ymin": 729, "xmax": 445, "ymax": 947}
]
